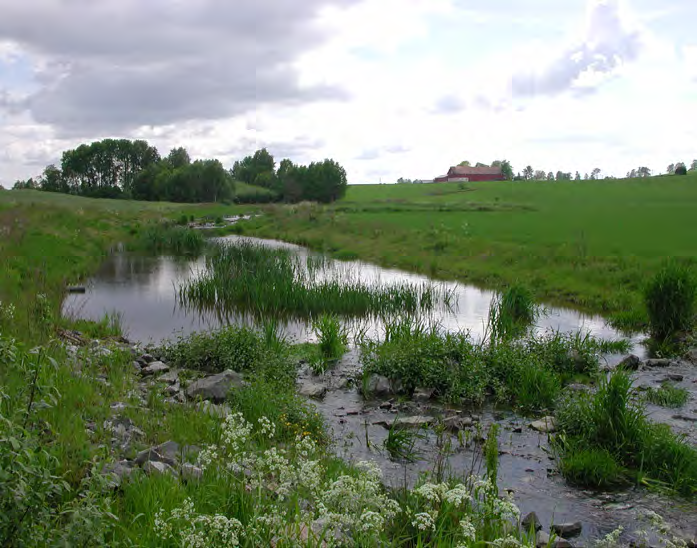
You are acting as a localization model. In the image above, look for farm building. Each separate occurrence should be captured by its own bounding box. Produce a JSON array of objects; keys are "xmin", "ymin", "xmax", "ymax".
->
[{"xmin": 434, "ymin": 165, "xmax": 504, "ymax": 183}]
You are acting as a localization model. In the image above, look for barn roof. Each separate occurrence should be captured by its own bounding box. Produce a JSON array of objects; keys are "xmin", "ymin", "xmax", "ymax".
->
[{"xmin": 449, "ymin": 165, "xmax": 502, "ymax": 176}]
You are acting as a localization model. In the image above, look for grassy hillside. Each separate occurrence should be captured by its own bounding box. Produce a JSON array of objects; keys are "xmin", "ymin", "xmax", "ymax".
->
[{"xmin": 244, "ymin": 173, "xmax": 697, "ymax": 328}]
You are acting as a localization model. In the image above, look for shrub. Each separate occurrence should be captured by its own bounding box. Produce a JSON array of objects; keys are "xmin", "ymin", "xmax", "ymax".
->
[
  {"xmin": 675, "ymin": 164, "xmax": 688, "ymax": 176},
  {"xmin": 644, "ymin": 261, "xmax": 696, "ymax": 340}
]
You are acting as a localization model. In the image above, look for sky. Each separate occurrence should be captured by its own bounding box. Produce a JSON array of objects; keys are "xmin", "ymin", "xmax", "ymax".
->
[{"xmin": 0, "ymin": 0, "xmax": 695, "ymax": 187}]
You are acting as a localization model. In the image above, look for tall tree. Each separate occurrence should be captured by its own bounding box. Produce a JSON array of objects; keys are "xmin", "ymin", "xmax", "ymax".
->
[
  {"xmin": 574, "ymin": 171, "xmax": 581, "ymax": 181},
  {"xmin": 523, "ymin": 166, "xmax": 534, "ymax": 180},
  {"xmin": 458, "ymin": 160, "xmax": 471, "ymax": 167},
  {"xmin": 690, "ymin": 159, "xmax": 697, "ymax": 171},
  {"xmin": 167, "ymin": 147, "xmax": 191, "ymax": 169},
  {"xmin": 666, "ymin": 163, "xmax": 676, "ymax": 175},
  {"xmin": 637, "ymin": 166, "xmax": 652, "ymax": 178},
  {"xmin": 591, "ymin": 168, "xmax": 601, "ymax": 180},
  {"xmin": 496, "ymin": 160, "xmax": 513, "ymax": 181},
  {"xmin": 533, "ymin": 170, "xmax": 547, "ymax": 181}
]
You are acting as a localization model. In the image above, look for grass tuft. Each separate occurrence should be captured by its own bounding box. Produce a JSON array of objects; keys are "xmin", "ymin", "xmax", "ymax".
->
[
  {"xmin": 644, "ymin": 261, "xmax": 696, "ymax": 341},
  {"xmin": 643, "ymin": 384, "xmax": 689, "ymax": 408}
]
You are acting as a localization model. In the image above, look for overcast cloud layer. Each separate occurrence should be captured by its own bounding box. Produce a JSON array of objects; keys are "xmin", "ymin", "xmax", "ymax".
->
[{"xmin": 0, "ymin": 0, "xmax": 696, "ymax": 185}]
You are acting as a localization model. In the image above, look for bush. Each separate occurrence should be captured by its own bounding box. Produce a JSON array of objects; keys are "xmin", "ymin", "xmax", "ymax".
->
[
  {"xmin": 675, "ymin": 164, "xmax": 688, "ymax": 176},
  {"xmin": 644, "ymin": 262, "xmax": 696, "ymax": 340}
]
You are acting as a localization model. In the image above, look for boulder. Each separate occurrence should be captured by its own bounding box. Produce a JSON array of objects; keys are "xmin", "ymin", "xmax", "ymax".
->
[
  {"xmin": 132, "ymin": 361, "xmax": 143, "ymax": 374},
  {"xmin": 143, "ymin": 460, "xmax": 176, "ymax": 477},
  {"xmin": 101, "ymin": 460, "xmax": 136, "ymax": 489},
  {"xmin": 197, "ymin": 401, "xmax": 232, "ymax": 419},
  {"xmin": 551, "ymin": 522, "xmax": 582, "ymax": 538},
  {"xmin": 142, "ymin": 361, "xmax": 170, "ymax": 376},
  {"xmin": 553, "ymin": 539, "xmax": 573, "ymax": 548},
  {"xmin": 413, "ymin": 387, "xmax": 434, "ymax": 402},
  {"xmin": 298, "ymin": 381, "xmax": 328, "ymax": 400},
  {"xmin": 181, "ymin": 463, "xmax": 204, "ymax": 482},
  {"xmin": 364, "ymin": 375, "xmax": 394, "ymax": 398},
  {"xmin": 530, "ymin": 416, "xmax": 557, "ymax": 434},
  {"xmin": 186, "ymin": 370, "xmax": 244, "ymax": 403},
  {"xmin": 536, "ymin": 530, "xmax": 550, "ymax": 548},
  {"xmin": 164, "ymin": 383, "xmax": 181, "ymax": 396},
  {"xmin": 618, "ymin": 354, "xmax": 641, "ymax": 371},
  {"xmin": 522, "ymin": 512, "xmax": 543, "ymax": 532},
  {"xmin": 663, "ymin": 374, "xmax": 684, "ymax": 383},
  {"xmin": 139, "ymin": 353, "xmax": 155, "ymax": 364},
  {"xmin": 158, "ymin": 370, "xmax": 180, "ymax": 384}
]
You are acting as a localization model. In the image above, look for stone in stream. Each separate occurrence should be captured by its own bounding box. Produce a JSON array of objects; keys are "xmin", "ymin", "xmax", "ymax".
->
[
  {"xmin": 186, "ymin": 370, "xmax": 245, "ymax": 403},
  {"xmin": 551, "ymin": 522, "xmax": 583, "ymax": 538},
  {"xmin": 141, "ymin": 361, "xmax": 170, "ymax": 376},
  {"xmin": 645, "ymin": 358, "xmax": 673, "ymax": 368},
  {"xmin": 536, "ymin": 530, "xmax": 550, "ymax": 548},
  {"xmin": 685, "ymin": 348, "xmax": 697, "ymax": 365},
  {"xmin": 138, "ymin": 353, "xmax": 155, "ymax": 366},
  {"xmin": 530, "ymin": 416, "xmax": 557, "ymax": 433},
  {"xmin": 374, "ymin": 416, "xmax": 433, "ymax": 429},
  {"xmin": 522, "ymin": 512, "xmax": 543, "ymax": 532},
  {"xmin": 673, "ymin": 414, "xmax": 697, "ymax": 423},
  {"xmin": 298, "ymin": 381, "xmax": 328, "ymax": 400},
  {"xmin": 364, "ymin": 374, "xmax": 394, "ymax": 398},
  {"xmin": 413, "ymin": 387, "xmax": 434, "ymax": 402},
  {"xmin": 618, "ymin": 354, "xmax": 641, "ymax": 370},
  {"xmin": 662, "ymin": 374, "xmax": 684, "ymax": 383}
]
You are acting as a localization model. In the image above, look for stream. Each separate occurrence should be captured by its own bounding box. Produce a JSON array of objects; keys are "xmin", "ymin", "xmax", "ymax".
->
[{"xmin": 62, "ymin": 235, "xmax": 697, "ymax": 542}]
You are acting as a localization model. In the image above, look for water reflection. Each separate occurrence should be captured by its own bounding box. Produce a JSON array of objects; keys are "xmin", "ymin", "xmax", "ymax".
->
[{"xmin": 63, "ymin": 235, "xmax": 644, "ymax": 356}]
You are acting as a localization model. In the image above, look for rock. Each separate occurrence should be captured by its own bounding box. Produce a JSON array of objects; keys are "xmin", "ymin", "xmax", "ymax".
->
[
  {"xmin": 132, "ymin": 361, "xmax": 143, "ymax": 373},
  {"xmin": 181, "ymin": 463, "xmax": 204, "ymax": 482},
  {"xmin": 376, "ymin": 415, "xmax": 433, "ymax": 429},
  {"xmin": 186, "ymin": 370, "xmax": 245, "ymax": 403},
  {"xmin": 444, "ymin": 416, "xmax": 464, "ymax": 432},
  {"xmin": 101, "ymin": 460, "xmax": 135, "ymax": 488},
  {"xmin": 522, "ymin": 512, "xmax": 543, "ymax": 532},
  {"xmin": 618, "ymin": 354, "xmax": 641, "ymax": 370},
  {"xmin": 379, "ymin": 401, "xmax": 393, "ymax": 410},
  {"xmin": 158, "ymin": 370, "xmax": 180, "ymax": 384},
  {"xmin": 551, "ymin": 522, "xmax": 582, "ymax": 538},
  {"xmin": 663, "ymin": 374, "xmax": 684, "ymax": 382},
  {"xmin": 197, "ymin": 401, "xmax": 231, "ymax": 419},
  {"xmin": 364, "ymin": 375, "xmax": 394, "ymax": 398},
  {"xmin": 685, "ymin": 348, "xmax": 697, "ymax": 365},
  {"xmin": 530, "ymin": 416, "xmax": 557, "ymax": 433},
  {"xmin": 298, "ymin": 381, "xmax": 328, "ymax": 400},
  {"xmin": 139, "ymin": 353, "xmax": 155, "ymax": 364},
  {"xmin": 143, "ymin": 460, "xmax": 176, "ymax": 477},
  {"xmin": 536, "ymin": 530, "xmax": 550, "ymax": 548},
  {"xmin": 413, "ymin": 387, "xmax": 434, "ymax": 402},
  {"xmin": 135, "ymin": 441, "xmax": 179, "ymax": 467},
  {"xmin": 142, "ymin": 361, "xmax": 169, "ymax": 376},
  {"xmin": 164, "ymin": 383, "xmax": 181, "ymax": 396},
  {"xmin": 673, "ymin": 414, "xmax": 697, "ymax": 423},
  {"xmin": 645, "ymin": 358, "xmax": 673, "ymax": 368},
  {"xmin": 552, "ymin": 539, "xmax": 573, "ymax": 548}
]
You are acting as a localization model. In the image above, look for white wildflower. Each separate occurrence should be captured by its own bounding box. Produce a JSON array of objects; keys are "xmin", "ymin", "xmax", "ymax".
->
[
  {"xmin": 593, "ymin": 526, "xmax": 623, "ymax": 548},
  {"xmin": 460, "ymin": 516, "xmax": 477, "ymax": 542},
  {"xmin": 492, "ymin": 535, "xmax": 523, "ymax": 548},
  {"xmin": 444, "ymin": 484, "xmax": 473, "ymax": 507},
  {"xmin": 359, "ymin": 510, "xmax": 385, "ymax": 532},
  {"xmin": 415, "ymin": 482, "xmax": 450, "ymax": 504},
  {"xmin": 258, "ymin": 416, "xmax": 276, "ymax": 439},
  {"xmin": 493, "ymin": 497, "xmax": 520, "ymax": 521},
  {"xmin": 412, "ymin": 512, "xmax": 436, "ymax": 532}
]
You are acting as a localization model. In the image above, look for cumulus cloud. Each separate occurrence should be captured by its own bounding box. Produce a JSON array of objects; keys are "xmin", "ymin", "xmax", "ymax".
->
[
  {"xmin": 511, "ymin": 0, "xmax": 642, "ymax": 98},
  {"xmin": 0, "ymin": 0, "xmax": 358, "ymax": 135}
]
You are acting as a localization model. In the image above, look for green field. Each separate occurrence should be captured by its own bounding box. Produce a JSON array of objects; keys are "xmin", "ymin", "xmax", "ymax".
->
[{"xmin": 244, "ymin": 174, "xmax": 697, "ymax": 328}]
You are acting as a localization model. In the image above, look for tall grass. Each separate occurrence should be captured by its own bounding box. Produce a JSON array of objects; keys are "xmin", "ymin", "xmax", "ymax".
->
[
  {"xmin": 311, "ymin": 314, "xmax": 348, "ymax": 373},
  {"xmin": 488, "ymin": 283, "xmax": 538, "ymax": 340},
  {"xmin": 134, "ymin": 222, "xmax": 206, "ymax": 255},
  {"xmin": 179, "ymin": 240, "xmax": 448, "ymax": 319},
  {"xmin": 643, "ymin": 384, "xmax": 689, "ymax": 408},
  {"xmin": 555, "ymin": 371, "xmax": 697, "ymax": 495},
  {"xmin": 644, "ymin": 261, "xmax": 696, "ymax": 341}
]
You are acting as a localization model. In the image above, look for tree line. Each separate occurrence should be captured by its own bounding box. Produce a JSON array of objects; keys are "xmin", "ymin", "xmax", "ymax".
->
[{"xmin": 12, "ymin": 141, "xmax": 348, "ymax": 204}]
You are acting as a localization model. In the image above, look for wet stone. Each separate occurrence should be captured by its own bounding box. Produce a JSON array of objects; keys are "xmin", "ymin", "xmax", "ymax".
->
[
  {"xmin": 551, "ymin": 522, "xmax": 582, "ymax": 538},
  {"xmin": 530, "ymin": 416, "xmax": 557, "ymax": 433},
  {"xmin": 522, "ymin": 511, "xmax": 543, "ymax": 532},
  {"xmin": 662, "ymin": 374, "xmax": 684, "ymax": 382},
  {"xmin": 645, "ymin": 358, "xmax": 673, "ymax": 368},
  {"xmin": 364, "ymin": 374, "xmax": 394, "ymax": 398},
  {"xmin": 618, "ymin": 354, "xmax": 641, "ymax": 370},
  {"xmin": 413, "ymin": 387, "xmax": 434, "ymax": 402},
  {"xmin": 298, "ymin": 382, "xmax": 328, "ymax": 400},
  {"xmin": 536, "ymin": 530, "xmax": 550, "ymax": 548},
  {"xmin": 142, "ymin": 361, "xmax": 169, "ymax": 376}
]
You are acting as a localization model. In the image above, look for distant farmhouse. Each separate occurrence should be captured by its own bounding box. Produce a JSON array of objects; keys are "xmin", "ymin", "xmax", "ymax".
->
[{"xmin": 434, "ymin": 165, "xmax": 504, "ymax": 183}]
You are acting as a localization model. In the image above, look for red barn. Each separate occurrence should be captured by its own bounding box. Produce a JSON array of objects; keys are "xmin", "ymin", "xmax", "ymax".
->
[{"xmin": 434, "ymin": 165, "xmax": 504, "ymax": 183}]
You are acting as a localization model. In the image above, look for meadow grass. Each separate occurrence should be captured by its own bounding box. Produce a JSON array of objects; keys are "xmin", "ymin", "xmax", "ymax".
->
[
  {"xmin": 179, "ymin": 240, "xmax": 448, "ymax": 319},
  {"xmin": 131, "ymin": 222, "xmax": 207, "ymax": 256},
  {"xmin": 555, "ymin": 371, "xmax": 697, "ymax": 495},
  {"xmin": 488, "ymin": 283, "xmax": 538, "ymax": 340},
  {"xmin": 242, "ymin": 174, "xmax": 697, "ymax": 330}
]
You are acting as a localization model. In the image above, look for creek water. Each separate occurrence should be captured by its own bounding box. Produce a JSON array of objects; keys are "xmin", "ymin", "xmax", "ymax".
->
[{"xmin": 62, "ymin": 235, "xmax": 697, "ymax": 542}]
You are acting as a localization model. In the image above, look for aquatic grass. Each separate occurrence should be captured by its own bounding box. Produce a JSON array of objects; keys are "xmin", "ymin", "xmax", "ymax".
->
[
  {"xmin": 555, "ymin": 371, "xmax": 697, "ymax": 495},
  {"xmin": 179, "ymin": 240, "xmax": 449, "ymax": 319},
  {"xmin": 133, "ymin": 222, "xmax": 206, "ymax": 256},
  {"xmin": 557, "ymin": 445, "xmax": 629, "ymax": 488},
  {"xmin": 383, "ymin": 419, "xmax": 427, "ymax": 462},
  {"xmin": 488, "ymin": 283, "xmax": 538, "ymax": 340},
  {"xmin": 311, "ymin": 314, "xmax": 348, "ymax": 373},
  {"xmin": 643, "ymin": 384, "xmax": 689, "ymax": 408},
  {"xmin": 644, "ymin": 261, "xmax": 696, "ymax": 341}
]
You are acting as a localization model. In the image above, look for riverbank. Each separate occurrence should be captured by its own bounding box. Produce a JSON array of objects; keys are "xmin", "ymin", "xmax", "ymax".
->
[{"xmin": 238, "ymin": 176, "xmax": 697, "ymax": 331}]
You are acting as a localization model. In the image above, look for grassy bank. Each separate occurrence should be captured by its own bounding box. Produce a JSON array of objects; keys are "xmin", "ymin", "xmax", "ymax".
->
[{"xmin": 241, "ymin": 175, "xmax": 697, "ymax": 330}]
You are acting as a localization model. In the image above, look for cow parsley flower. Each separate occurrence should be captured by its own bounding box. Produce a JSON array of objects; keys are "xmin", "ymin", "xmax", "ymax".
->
[{"xmin": 412, "ymin": 512, "xmax": 436, "ymax": 531}]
